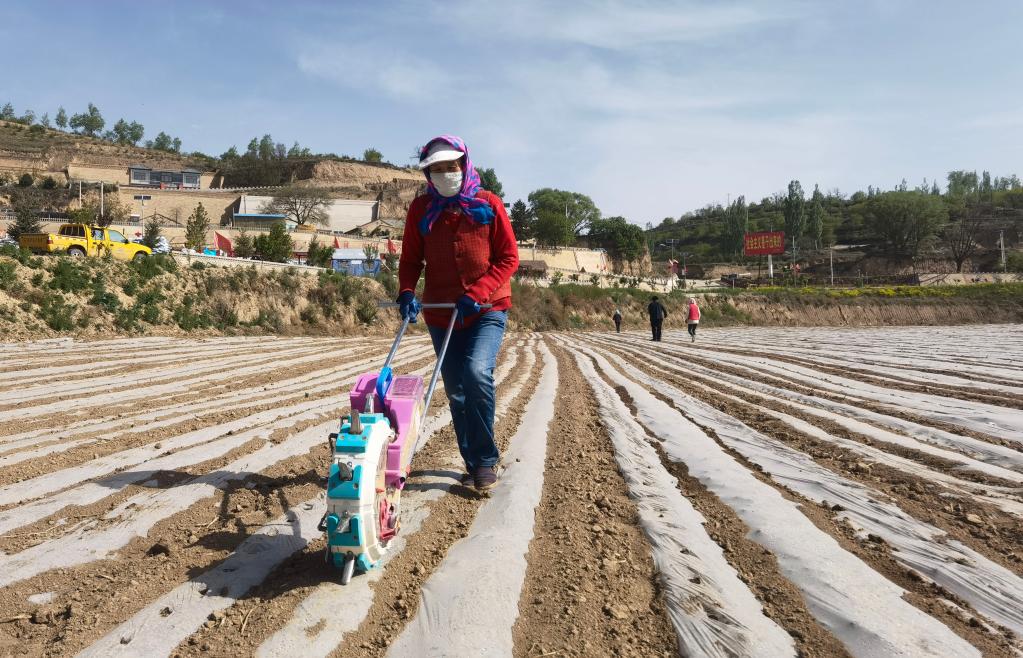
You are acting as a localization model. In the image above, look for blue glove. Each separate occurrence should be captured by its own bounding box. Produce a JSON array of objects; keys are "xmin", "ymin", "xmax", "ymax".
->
[
  {"xmin": 456, "ymin": 294, "xmax": 481, "ymax": 321},
  {"xmin": 396, "ymin": 291, "xmax": 421, "ymax": 323}
]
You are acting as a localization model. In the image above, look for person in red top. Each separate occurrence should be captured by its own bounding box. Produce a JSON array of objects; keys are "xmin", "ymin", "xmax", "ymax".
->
[
  {"xmin": 686, "ymin": 296, "xmax": 701, "ymax": 342},
  {"xmin": 397, "ymin": 135, "xmax": 519, "ymax": 491}
]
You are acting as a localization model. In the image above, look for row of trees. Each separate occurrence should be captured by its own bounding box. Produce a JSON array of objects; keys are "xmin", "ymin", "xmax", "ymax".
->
[
  {"xmin": 2, "ymin": 101, "xmax": 184, "ymax": 153},
  {"xmin": 646, "ymin": 169, "xmax": 1022, "ymax": 271}
]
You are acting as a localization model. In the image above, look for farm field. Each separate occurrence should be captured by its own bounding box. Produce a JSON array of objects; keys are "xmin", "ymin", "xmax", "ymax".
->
[{"xmin": 0, "ymin": 325, "xmax": 1021, "ymax": 657}]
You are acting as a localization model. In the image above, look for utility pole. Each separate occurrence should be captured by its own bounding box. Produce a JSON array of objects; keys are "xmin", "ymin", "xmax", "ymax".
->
[
  {"xmin": 830, "ymin": 245, "xmax": 834, "ymax": 287},
  {"xmin": 1000, "ymin": 230, "xmax": 1007, "ymax": 272},
  {"xmin": 100, "ymin": 182, "xmax": 104, "ymax": 220}
]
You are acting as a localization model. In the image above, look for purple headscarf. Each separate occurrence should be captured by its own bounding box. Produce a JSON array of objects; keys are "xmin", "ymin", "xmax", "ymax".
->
[{"xmin": 418, "ymin": 135, "xmax": 495, "ymax": 235}]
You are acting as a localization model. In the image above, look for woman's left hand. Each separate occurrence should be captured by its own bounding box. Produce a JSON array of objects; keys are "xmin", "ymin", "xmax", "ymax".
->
[{"xmin": 456, "ymin": 294, "xmax": 481, "ymax": 320}]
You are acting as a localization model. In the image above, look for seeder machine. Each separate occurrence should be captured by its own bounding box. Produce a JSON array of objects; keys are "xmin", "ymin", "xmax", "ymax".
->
[{"xmin": 318, "ymin": 302, "xmax": 483, "ymax": 585}]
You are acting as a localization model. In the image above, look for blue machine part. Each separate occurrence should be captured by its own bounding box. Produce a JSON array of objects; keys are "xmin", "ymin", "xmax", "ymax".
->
[
  {"xmin": 328, "ymin": 464, "xmax": 363, "ymax": 500},
  {"xmin": 329, "ymin": 514, "xmax": 363, "ymax": 547},
  {"xmin": 334, "ymin": 414, "xmax": 384, "ymax": 453}
]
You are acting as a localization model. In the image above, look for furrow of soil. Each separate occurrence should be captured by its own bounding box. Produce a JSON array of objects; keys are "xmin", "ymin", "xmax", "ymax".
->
[
  {"xmin": 0, "ymin": 428, "xmax": 335, "ymax": 656},
  {"xmin": 707, "ymin": 345, "xmax": 1023, "ymax": 409},
  {"xmin": 586, "ymin": 341, "xmax": 1018, "ymax": 655},
  {"xmin": 511, "ymin": 344, "xmax": 699, "ymax": 658},
  {"xmin": 576, "ymin": 347, "xmax": 850, "ymax": 658},
  {"xmin": 633, "ymin": 336, "xmax": 1020, "ymax": 452},
  {"xmin": 0, "ymin": 352, "xmax": 434, "ymax": 489}
]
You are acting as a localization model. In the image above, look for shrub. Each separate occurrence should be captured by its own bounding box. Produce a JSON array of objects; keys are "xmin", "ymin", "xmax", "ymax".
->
[
  {"xmin": 46, "ymin": 258, "xmax": 91, "ymax": 293},
  {"xmin": 374, "ymin": 272, "xmax": 398, "ymax": 298},
  {"xmin": 355, "ymin": 296, "xmax": 377, "ymax": 324},
  {"xmin": 17, "ymin": 173, "xmax": 33, "ymax": 187},
  {"xmin": 0, "ymin": 260, "xmax": 16, "ymax": 290},
  {"xmin": 299, "ymin": 305, "xmax": 319, "ymax": 325},
  {"xmin": 132, "ymin": 253, "xmax": 177, "ymax": 281},
  {"xmin": 36, "ymin": 292, "xmax": 76, "ymax": 330},
  {"xmin": 173, "ymin": 294, "xmax": 212, "ymax": 330},
  {"xmin": 41, "ymin": 176, "xmax": 57, "ymax": 189},
  {"xmin": 210, "ymin": 296, "xmax": 238, "ymax": 328},
  {"xmin": 244, "ymin": 308, "xmax": 284, "ymax": 333},
  {"xmin": 90, "ymin": 277, "xmax": 120, "ymax": 312}
]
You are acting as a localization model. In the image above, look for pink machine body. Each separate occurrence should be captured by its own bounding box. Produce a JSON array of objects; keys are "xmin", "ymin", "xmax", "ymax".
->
[{"xmin": 349, "ymin": 372, "xmax": 425, "ymax": 490}]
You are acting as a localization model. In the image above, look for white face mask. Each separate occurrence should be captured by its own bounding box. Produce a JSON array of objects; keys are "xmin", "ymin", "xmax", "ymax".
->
[{"xmin": 430, "ymin": 171, "xmax": 463, "ymax": 197}]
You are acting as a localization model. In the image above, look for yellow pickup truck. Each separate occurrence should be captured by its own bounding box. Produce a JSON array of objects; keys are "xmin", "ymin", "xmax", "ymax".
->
[{"xmin": 18, "ymin": 224, "xmax": 152, "ymax": 261}]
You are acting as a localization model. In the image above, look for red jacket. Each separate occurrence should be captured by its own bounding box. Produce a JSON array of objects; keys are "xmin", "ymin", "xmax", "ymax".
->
[
  {"xmin": 399, "ymin": 191, "xmax": 519, "ymax": 328},
  {"xmin": 687, "ymin": 302, "xmax": 701, "ymax": 322}
]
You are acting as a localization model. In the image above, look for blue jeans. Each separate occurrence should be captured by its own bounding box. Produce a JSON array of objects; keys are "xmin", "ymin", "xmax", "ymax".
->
[{"xmin": 428, "ymin": 311, "xmax": 507, "ymax": 472}]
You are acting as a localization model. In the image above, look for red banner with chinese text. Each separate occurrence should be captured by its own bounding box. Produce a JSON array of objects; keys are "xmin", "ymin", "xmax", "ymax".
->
[{"xmin": 743, "ymin": 231, "xmax": 785, "ymax": 256}]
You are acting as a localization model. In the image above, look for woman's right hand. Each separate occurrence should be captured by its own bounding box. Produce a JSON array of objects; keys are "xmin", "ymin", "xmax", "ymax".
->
[{"xmin": 397, "ymin": 291, "xmax": 421, "ymax": 323}]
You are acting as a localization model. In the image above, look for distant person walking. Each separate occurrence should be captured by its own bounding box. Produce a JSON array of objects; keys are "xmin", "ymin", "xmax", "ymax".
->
[
  {"xmin": 686, "ymin": 297, "xmax": 701, "ymax": 342},
  {"xmin": 648, "ymin": 296, "xmax": 668, "ymax": 341},
  {"xmin": 613, "ymin": 308, "xmax": 622, "ymax": 333}
]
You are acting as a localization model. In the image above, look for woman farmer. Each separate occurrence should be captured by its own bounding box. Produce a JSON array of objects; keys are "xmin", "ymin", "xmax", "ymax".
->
[
  {"xmin": 686, "ymin": 296, "xmax": 701, "ymax": 342},
  {"xmin": 396, "ymin": 135, "xmax": 519, "ymax": 491}
]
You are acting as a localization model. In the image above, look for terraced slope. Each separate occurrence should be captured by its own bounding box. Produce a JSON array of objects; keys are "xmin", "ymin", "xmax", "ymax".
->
[{"xmin": 0, "ymin": 325, "xmax": 1020, "ymax": 657}]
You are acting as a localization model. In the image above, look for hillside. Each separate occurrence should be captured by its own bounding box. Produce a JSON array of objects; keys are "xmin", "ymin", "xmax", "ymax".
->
[
  {"xmin": 0, "ymin": 120, "xmax": 204, "ymax": 184},
  {"xmin": 3, "ymin": 247, "xmax": 1021, "ymax": 342}
]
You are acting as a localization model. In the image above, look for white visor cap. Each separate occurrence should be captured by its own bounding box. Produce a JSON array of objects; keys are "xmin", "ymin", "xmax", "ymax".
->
[{"xmin": 418, "ymin": 142, "xmax": 464, "ymax": 169}]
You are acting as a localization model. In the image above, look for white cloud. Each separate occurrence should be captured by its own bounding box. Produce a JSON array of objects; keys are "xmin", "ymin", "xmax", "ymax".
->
[
  {"xmin": 297, "ymin": 44, "xmax": 454, "ymax": 101},
  {"xmin": 444, "ymin": 0, "xmax": 786, "ymax": 50}
]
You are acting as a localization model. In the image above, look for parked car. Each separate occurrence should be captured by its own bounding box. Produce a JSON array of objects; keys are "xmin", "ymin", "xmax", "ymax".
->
[{"xmin": 18, "ymin": 223, "xmax": 152, "ymax": 261}]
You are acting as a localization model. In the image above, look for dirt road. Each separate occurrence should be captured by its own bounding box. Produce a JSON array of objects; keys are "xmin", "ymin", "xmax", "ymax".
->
[{"xmin": 1, "ymin": 325, "xmax": 1021, "ymax": 657}]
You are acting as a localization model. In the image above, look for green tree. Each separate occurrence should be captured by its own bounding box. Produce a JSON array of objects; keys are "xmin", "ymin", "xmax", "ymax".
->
[
  {"xmin": 111, "ymin": 119, "xmax": 131, "ymax": 144},
  {"xmin": 527, "ymin": 188, "xmax": 600, "ymax": 239},
  {"xmin": 220, "ymin": 146, "xmax": 240, "ymax": 160},
  {"xmin": 363, "ymin": 147, "xmax": 383, "ymax": 163},
  {"xmin": 475, "ymin": 167, "xmax": 504, "ymax": 197},
  {"xmin": 39, "ymin": 112, "xmax": 51, "ymax": 128},
  {"xmin": 69, "ymin": 103, "xmax": 105, "ymax": 136},
  {"xmin": 6, "ymin": 188, "xmax": 42, "ymax": 240},
  {"xmin": 253, "ymin": 223, "xmax": 293, "ymax": 262},
  {"xmin": 150, "ymin": 132, "xmax": 175, "ymax": 152},
  {"xmin": 20, "ymin": 109, "xmax": 35, "ymax": 125},
  {"xmin": 306, "ymin": 237, "xmax": 332, "ymax": 267},
  {"xmin": 946, "ymin": 170, "xmax": 979, "ymax": 198},
  {"xmin": 942, "ymin": 201, "xmax": 986, "ymax": 272},
  {"xmin": 233, "ymin": 230, "xmax": 255, "ymax": 258},
  {"xmin": 864, "ymin": 191, "xmax": 947, "ymax": 257},
  {"xmin": 0, "ymin": 103, "xmax": 14, "ymax": 120},
  {"xmin": 588, "ymin": 216, "xmax": 646, "ymax": 268},
  {"xmin": 783, "ymin": 180, "xmax": 806, "ymax": 257},
  {"xmin": 721, "ymin": 195, "xmax": 747, "ymax": 259},
  {"xmin": 260, "ymin": 186, "xmax": 332, "ymax": 226},
  {"xmin": 258, "ymin": 134, "xmax": 274, "ymax": 160},
  {"xmin": 287, "ymin": 142, "xmax": 311, "ymax": 158},
  {"xmin": 531, "ymin": 209, "xmax": 576, "ymax": 247},
  {"xmin": 18, "ymin": 173, "xmax": 33, "ymax": 187},
  {"xmin": 509, "ymin": 199, "xmax": 532, "ymax": 240},
  {"xmin": 55, "ymin": 107, "xmax": 68, "ymax": 130},
  {"xmin": 185, "ymin": 202, "xmax": 211, "ymax": 250},
  {"xmin": 142, "ymin": 216, "xmax": 163, "ymax": 249},
  {"xmin": 809, "ymin": 184, "xmax": 826, "ymax": 249}
]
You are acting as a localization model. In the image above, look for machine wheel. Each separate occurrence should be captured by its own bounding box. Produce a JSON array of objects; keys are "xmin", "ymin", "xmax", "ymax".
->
[
  {"xmin": 67, "ymin": 247, "xmax": 85, "ymax": 258},
  {"xmin": 133, "ymin": 252, "xmax": 147, "ymax": 262}
]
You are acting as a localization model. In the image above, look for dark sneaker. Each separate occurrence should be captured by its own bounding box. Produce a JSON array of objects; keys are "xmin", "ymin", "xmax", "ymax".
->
[
  {"xmin": 473, "ymin": 465, "xmax": 500, "ymax": 491},
  {"xmin": 459, "ymin": 472, "xmax": 474, "ymax": 486}
]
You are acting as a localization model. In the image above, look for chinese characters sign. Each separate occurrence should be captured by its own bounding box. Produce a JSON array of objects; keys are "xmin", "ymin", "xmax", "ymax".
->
[{"xmin": 743, "ymin": 231, "xmax": 785, "ymax": 256}]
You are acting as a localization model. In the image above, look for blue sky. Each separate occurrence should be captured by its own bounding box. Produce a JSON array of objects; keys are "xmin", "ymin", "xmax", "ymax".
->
[{"xmin": 3, "ymin": 1, "xmax": 1021, "ymax": 223}]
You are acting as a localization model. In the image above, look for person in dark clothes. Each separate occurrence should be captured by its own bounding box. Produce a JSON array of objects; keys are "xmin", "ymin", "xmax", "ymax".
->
[
  {"xmin": 612, "ymin": 308, "xmax": 622, "ymax": 333},
  {"xmin": 647, "ymin": 296, "xmax": 668, "ymax": 341}
]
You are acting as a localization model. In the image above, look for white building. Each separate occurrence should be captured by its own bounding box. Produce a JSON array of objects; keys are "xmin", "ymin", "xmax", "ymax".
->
[{"xmin": 236, "ymin": 194, "xmax": 378, "ymax": 233}]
